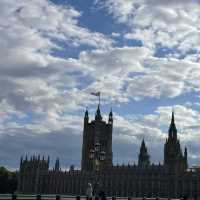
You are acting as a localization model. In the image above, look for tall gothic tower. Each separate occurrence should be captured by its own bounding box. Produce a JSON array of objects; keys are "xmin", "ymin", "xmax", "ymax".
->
[
  {"xmin": 81, "ymin": 105, "xmax": 113, "ymax": 171},
  {"xmin": 164, "ymin": 111, "xmax": 188, "ymax": 173},
  {"xmin": 138, "ymin": 139, "xmax": 150, "ymax": 168}
]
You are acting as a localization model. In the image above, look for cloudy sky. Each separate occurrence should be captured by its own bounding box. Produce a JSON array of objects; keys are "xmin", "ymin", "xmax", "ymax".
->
[{"xmin": 1, "ymin": 0, "xmax": 200, "ymax": 170}]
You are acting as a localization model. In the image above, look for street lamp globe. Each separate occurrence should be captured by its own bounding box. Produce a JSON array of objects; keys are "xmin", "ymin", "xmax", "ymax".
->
[
  {"xmin": 89, "ymin": 149, "xmax": 95, "ymax": 159},
  {"xmin": 100, "ymin": 151, "xmax": 106, "ymax": 161},
  {"xmin": 94, "ymin": 142, "xmax": 100, "ymax": 152}
]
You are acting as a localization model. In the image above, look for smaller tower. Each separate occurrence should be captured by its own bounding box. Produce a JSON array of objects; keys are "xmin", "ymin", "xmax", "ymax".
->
[
  {"xmin": 138, "ymin": 139, "xmax": 150, "ymax": 168},
  {"xmin": 20, "ymin": 156, "xmax": 23, "ymax": 168},
  {"xmin": 184, "ymin": 147, "xmax": 188, "ymax": 169},
  {"xmin": 47, "ymin": 156, "xmax": 50, "ymax": 167},
  {"xmin": 95, "ymin": 105, "xmax": 102, "ymax": 121},
  {"xmin": 164, "ymin": 111, "xmax": 187, "ymax": 173},
  {"xmin": 84, "ymin": 108, "xmax": 89, "ymax": 124},
  {"xmin": 70, "ymin": 165, "xmax": 74, "ymax": 172},
  {"xmin": 108, "ymin": 108, "xmax": 113, "ymax": 124},
  {"xmin": 55, "ymin": 158, "xmax": 60, "ymax": 171}
]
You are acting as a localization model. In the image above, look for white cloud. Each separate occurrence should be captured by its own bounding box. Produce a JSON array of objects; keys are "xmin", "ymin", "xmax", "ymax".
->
[
  {"xmin": 2, "ymin": 0, "xmax": 112, "ymax": 49},
  {"xmin": 1, "ymin": 0, "xmax": 199, "ymax": 125},
  {"xmin": 77, "ymin": 46, "xmax": 152, "ymax": 103},
  {"xmin": 79, "ymin": 46, "xmax": 151, "ymax": 76},
  {"xmin": 0, "ymin": 0, "xmax": 114, "ymax": 119},
  {"xmin": 76, "ymin": 47, "xmax": 200, "ymax": 100},
  {"xmin": 96, "ymin": 0, "xmax": 200, "ymax": 55},
  {"xmin": 127, "ymin": 57, "xmax": 194, "ymax": 99},
  {"xmin": 111, "ymin": 32, "xmax": 121, "ymax": 38}
]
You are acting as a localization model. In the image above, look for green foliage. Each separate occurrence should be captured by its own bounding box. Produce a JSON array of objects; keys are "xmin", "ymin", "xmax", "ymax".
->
[{"xmin": 0, "ymin": 166, "xmax": 17, "ymax": 193}]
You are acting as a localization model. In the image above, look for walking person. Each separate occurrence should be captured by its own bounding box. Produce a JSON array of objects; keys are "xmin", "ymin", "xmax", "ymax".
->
[
  {"xmin": 93, "ymin": 182, "xmax": 100, "ymax": 200},
  {"xmin": 86, "ymin": 183, "xmax": 93, "ymax": 200},
  {"xmin": 98, "ymin": 190, "xmax": 106, "ymax": 200}
]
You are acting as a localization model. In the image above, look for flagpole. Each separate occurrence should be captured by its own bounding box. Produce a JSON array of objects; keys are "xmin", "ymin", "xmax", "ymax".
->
[{"xmin": 90, "ymin": 92, "xmax": 101, "ymax": 106}]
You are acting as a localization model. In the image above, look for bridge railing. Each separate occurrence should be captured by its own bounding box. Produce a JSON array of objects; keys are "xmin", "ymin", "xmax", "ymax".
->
[{"xmin": 0, "ymin": 194, "xmax": 182, "ymax": 200}]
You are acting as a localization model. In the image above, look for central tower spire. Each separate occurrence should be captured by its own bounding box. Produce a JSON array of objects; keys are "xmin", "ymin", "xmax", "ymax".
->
[
  {"xmin": 95, "ymin": 104, "xmax": 102, "ymax": 121},
  {"xmin": 138, "ymin": 139, "xmax": 150, "ymax": 168},
  {"xmin": 168, "ymin": 110, "xmax": 177, "ymax": 141}
]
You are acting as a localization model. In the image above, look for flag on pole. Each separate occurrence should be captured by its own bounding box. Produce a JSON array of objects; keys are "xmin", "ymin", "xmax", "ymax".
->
[
  {"xmin": 91, "ymin": 92, "xmax": 101, "ymax": 105},
  {"xmin": 90, "ymin": 92, "xmax": 100, "ymax": 97}
]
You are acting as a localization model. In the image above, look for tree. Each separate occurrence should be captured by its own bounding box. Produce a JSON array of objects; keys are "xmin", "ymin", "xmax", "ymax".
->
[{"xmin": 0, "ymin": 166, "xmax": 17, "ymax": 193}]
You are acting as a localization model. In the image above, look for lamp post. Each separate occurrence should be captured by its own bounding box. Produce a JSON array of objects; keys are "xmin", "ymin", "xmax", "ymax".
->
[{"xmin": 89, "ymin": 142, "xmax": 106, "ymax": 196}]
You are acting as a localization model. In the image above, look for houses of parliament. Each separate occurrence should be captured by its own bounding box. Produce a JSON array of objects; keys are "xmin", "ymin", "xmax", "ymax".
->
[{"xmin": 18, "ymin": 105, "xmax": 200, "ymax": 198}]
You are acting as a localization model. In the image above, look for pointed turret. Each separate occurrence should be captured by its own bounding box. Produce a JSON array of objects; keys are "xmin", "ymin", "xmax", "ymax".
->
[
  {"xmin": 95, "ymin": 104, "xmax": 102, "ymax": 121},
  {"xmin": 84, "ymin": 108, "xmax": 89, "ymax": 123},
  {"xmin": 20, "ymin": 156, "xmax": 23, "ymax": 168},
  {"xmin": 55, "ymin": 158, "xmax": 60, "ymax": 171},
  {"xmin": 138, "ymin": 139, "xmax": 150, "ymax": 168},
  {"xmin": 47, "ymin": 156, "xmax": 50, "ymax": 165},
  {"xmin": 108, "ymin": 108, "xmax": 113, "ymax": 124},
  {"xmin": 171, "ymin": 110, "xmax": 175, "ymax": 123},
  {"xmin": 168, "ymin": 110, "xmax": 177, "ymax": 140},
  {"xmin": 184, "ymin": 147, "xmax": 187, "ymax": 157},
  {"xmin": 141, "ymin": 138, "xmax": 145, "ymax": 148},
  {"xmin": 184, "ymin": 147, "xmax": 188, "ymax": 168}
]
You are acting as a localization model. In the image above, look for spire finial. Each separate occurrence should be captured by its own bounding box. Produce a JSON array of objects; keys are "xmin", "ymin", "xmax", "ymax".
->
[
  {"xmin": 47, "ymin": 155, "xmax": 50, "ymax": 167},
  {"xmin": 109, "ymin": 107, "xmax": 113, "ymax": 116},
  {"xmin": 97, "ymin": 104, "xmax": 100, "ymax": 114},
  {"xmin": 55, "ymin": 157, "xmax": 60, "ymax": 171},
  {"xmin": 95, "ymin": 103, "xmax": 102, "ymax": 121},
  {"xmin": 168, "ymin": 108, "xmax": 177, "ymax": 140},
  {"xmin": 138, "ymin": 138, "xmax": 150, "ymax": 167},
  {"xmin": 142, "ymin": 137, "xmax": 144, "ymax": 144},
  {"xmin": 141, "ymin": 138, "xmax": 146, "ymax": 149},
  {"xmin": 85, "ymin": 107, "xmax": 89, "ymax": 117},
  {"xmin": 184, "ymin": 147, "xmax": 187, "ymax": 154},
  {"xmin": 171, "ymin": 108, "xmax": 175, "ymax": 124},
  {"xmin": 20, "ymin": 156, "xmax": 23, "ymax": 165},
  {"xmin": 108, "ymin": 107, "xmax": 113, "ymax": 123}
]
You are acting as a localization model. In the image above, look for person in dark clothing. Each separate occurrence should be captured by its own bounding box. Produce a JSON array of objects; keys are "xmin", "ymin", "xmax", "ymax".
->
[
  {"xmin": 86, "ymin": 183, "xmax": 93, "ymax": 200},
  {"xmin": 93, "ymin": 182, "xmax": 100, "ymax": 197},
  {"xmin": 98, "ymin": 190, "xmax": 106, "ymax": 200},
  {"xmin": 182, "ymin": 195, "xmax": 188, "ymax": 200}
]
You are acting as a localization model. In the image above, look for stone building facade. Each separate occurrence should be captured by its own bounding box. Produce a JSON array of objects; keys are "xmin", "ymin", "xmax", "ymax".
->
[{"xmin": 18, "ymin": 106, "xmax": 200, "ymax": 198}]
